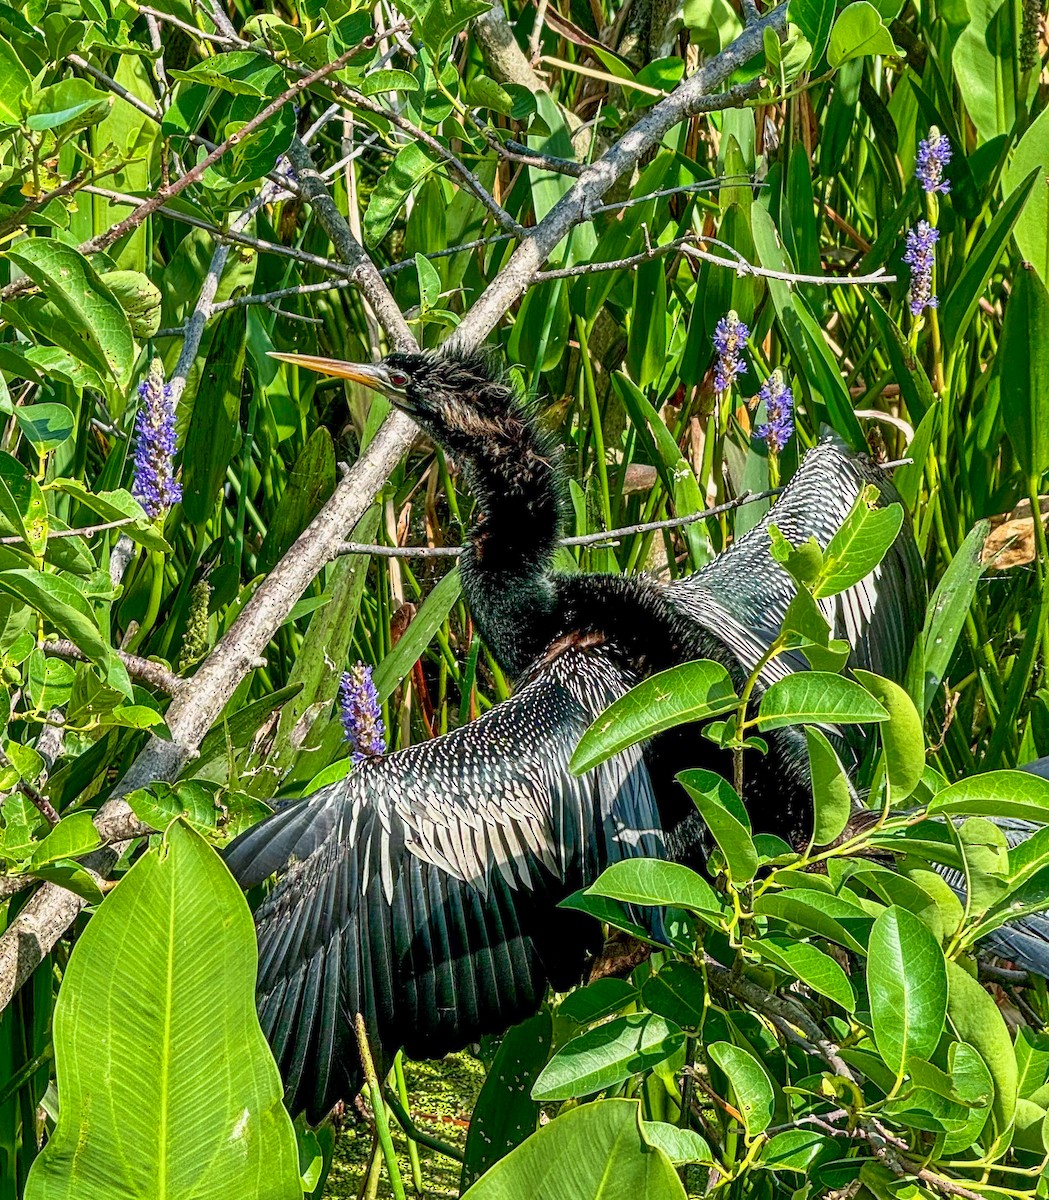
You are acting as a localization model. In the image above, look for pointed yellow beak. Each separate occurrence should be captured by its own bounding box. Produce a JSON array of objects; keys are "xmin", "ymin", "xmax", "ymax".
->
[{"xmin": 268, "ymin": 353, "xmax": 390, "ymax": 393}]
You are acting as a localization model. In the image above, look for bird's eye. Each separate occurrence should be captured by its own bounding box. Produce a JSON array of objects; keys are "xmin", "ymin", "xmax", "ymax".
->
[{"xmin": 388, "ymin": 371, "xmax": 409, "ymax": 388}]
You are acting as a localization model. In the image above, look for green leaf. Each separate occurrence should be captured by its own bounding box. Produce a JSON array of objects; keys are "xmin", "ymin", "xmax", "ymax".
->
[
  {"xmin": 745, "ymin": 933, "xmax": 855, "ymax": 1011},
  {"xmin": 760, "ymin": 1129, "xmax": 828, "ymax": 1172},
  {"xmin": 255, "ymin": 428, "xmax": 334, "ymax": 571},
  {"xmin": 372, "ymin": 567, "xmax": 462, "ymax": 704},
  {"xmin": 24, "ymin": 812, "xmax": 100, "ymax": 870},
  {"xmin": 786, "ymin": 0, "xmax": 834, "ymax": 62},
  {"xmin": 461, "ymin": 1012, "xmax": 553, "ymax": 1191},
  {"xmin": 755, "ymin": 888, "xmax": 872, "ymax": 953},
  {"xmin": 757, "ymin": 672, "xmax": 888, "ymax": 730},
  {"xmin": 641, "ymin": 962, "xmax": 707, "ymax": 1029},
  {"xmin": 805, "ymin": 727, "xmax": 852, "ymax": 846},
  {"xmin": 827, "ymin": 1, "xmax": 899, "ymax": 66},
  {"xmin": 1006, "ymin": 108, "xmax": 1049, "ymax": 284},
  {"xmin": 910, "ymin": 519, "xmax": 988, "ymax": 714},
  {"xmin": 927, "ymin": 769, "xmax": 1049, "ymax": 824},
  {"xmin": 126, "ymin": 781, "xmax": 222, "ymax": 834},
  {"xmin": 415, "ymin": 252, "xmax": 442, "ymax": 310},
  {"xmin": 559, "ymin": 979, "xmax": 637, "ymax": 1025},
  {"xmin": 462, "ymin": 1100, "xmax": 685, "ymax": 1200},
  {"xmin": 24, "ymin": 821, "xmax": 301, "ymax": 1200},
  {"xmin": 47, "ymin": 478, "xmax": 168, "ymax": 553},
  {"xmin": 13, "ymin": 402, "xmax": 75, "ymax": 452},
  {"xmin": 25, "ymin": 78, "xmax": 110, "ymax": 131},
  {"xmin": 677, "ymin": 769, "xmax": 758, "ymax": 885},
  {"xmin": 586, "ymin": 859, "xmax": 724, "ymax": 919},
  {"xmin": 359, "ymin": 68, "xmax": 420, "ymax": 96},
  {"xmin": 945, "ymin": 960, "xmax": 1017, "ymax": 1135},
  {"xmin": 708, "ymin": 1042, "xmax": 775, "ymax": 1136},
  {"xmin": 531, "ymin": 1014, "xmax": 685, "ymax": 1101},
  {"xmin": 852, "ymin": 670, "xmax": 925, "ymax": 802},
  {"xmin": 0, "ymin": 569, "xmax": 108, "ymax": 663},
  {"xmin": 570, "ymin": 661, "xmax": 738, "ymax": 775},
  {"xmin": 867, "ymin": 906, "xmax": 948, "ymax": 1076},
  {"xmin": 364, "ymin": 142, "xmax": 439, "ymax": 247},
  {"xmin": 639, "ymin": 1121, "xmax": 714, "ymax": 1166},
  {"xmin": 0, "ymin": 451, "xmax": 47, "ymax": 554},
  {"xmin": 169, "ymin": 51, "xmax": 273, "ymax": 95},
  {"xmin": 0, "ymin": 36, "xmax": 30, "ymax": 125},
  {"xmin": 814, "ymin": 496, "xmax": 905, "ymax": 598},
  {"xmin": 1000, "ymin": 265, "xmax": 1049, "ymax": 481},
  {"xmin": 4, "ymin": 240, "xmax": 135, "ymax": 388},
  {"xmin": 398, "ymin": 0, "xmax": 489, "ymax": 51},
  {"xmin": 466, "ymin": 75, "xmax": 514, "ymax": 114},
  {"xmin": 941, "ymin": 168, "xmax": 1039, "ymax": 347}
]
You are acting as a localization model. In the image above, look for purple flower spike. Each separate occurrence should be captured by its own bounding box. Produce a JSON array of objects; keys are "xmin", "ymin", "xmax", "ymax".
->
[
  {"xmin": 339, "ymin": 662, "xmax": 386, "ymax": 765},
  {"xmin": 903, "ymin": 220, "xmax": 940, "ymax": 316},
  {"xmin": 712, "ymin": 311, "xmax": 749, "ymax": 393},
  {"xmin": 915, "ymin": 128, "xmax": 952, "ymax": 195},
  {"xmin": 754, "ymin": 370, "xmax": 794, "ymax": 454},
  {"xmin": 132, "ymin": 360, "xmax": 181, "ymax": 518}
]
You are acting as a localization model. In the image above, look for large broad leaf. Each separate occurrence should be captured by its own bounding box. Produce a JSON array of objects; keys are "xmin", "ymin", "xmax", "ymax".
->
[
  {"xmin": 1006, "ymin": 109, "xmax": 1049, "ymax": 284},
  {"xmin": 461, "ymin": 1012, "xmax": 553, "ymax": 1191},
  {"xmin": 708, "ymin": 1042, "xmax": 775, "ymax": 1136},
  {"xmin": 827, "ymin": 2, "xmax": 898, "ymax": 68},
  {"xmin": 867, "ymin": 906, "xmax": 948, "ymax": 1077},
  {"xmin": 805, "ymin": 727, "xmax": 852, "ymax": 846},
  {"xmin": 0, "ymin": 569, "xmax": 108, "ymax": 663},
  {"xmin": 946, "ymin": 961, "xmax": 1017, "ymax": 1136},
  {"xmin": 531, "ymin": 1015, "xmax": 685, "ymax": 1102},
  {"xmin": 5, "ymin": 240, "xmax": 135, "ymax": 389},
  {"xmin": 0, "ymin": 35, "xmax": 30, "ymax": 125},
  {"xmin": 585, "ymin": 858, "xmax": 723, "ymax": 919},
  {"xmin": 814, "ymin": 501, "xmax": 904, "ymax": 598},
  {"xmin": 852, "ymin": 670, "xmax": 925, "ymax": 802},
  {"xmin": 570, "ymin": 660, "xmax": 738, "ymax": 775},
  {"xmin": 677, "ymin": 769, "xmax": 757, "ymax": 885},
  {"xmin": 363, "ymin": 142, "xmax": 439, "ymax": 246},
  {"xmin": 999, "ymin": 265, "xmax": 1049, "ymax": 482},
  {"xmin": 743, "ymin": 933, "xmax": 855, "ymax": 1011},
  {"xmin": 788, "ymin": 0, "xmax": 835, "ymax": 64},
  {"xmin": 757, "ymin": 672, "xmax": 888, "ymax": 730},
  {"xmin": 927, "ymin": 769, "xmax": 1049, "ymax": 825},
  {"xmin": 24, "ymin": 821, "xmax": 301, "ymax": 1200},
  {"xmin": 462, "ymin": 1100, "xmax": 686, "ymax": 1199}
]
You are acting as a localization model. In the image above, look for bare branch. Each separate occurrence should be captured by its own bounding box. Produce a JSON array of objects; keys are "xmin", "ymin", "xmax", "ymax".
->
[{"xmin": 43, "ymin": 640, "xmax": 182, "ymax": 696}]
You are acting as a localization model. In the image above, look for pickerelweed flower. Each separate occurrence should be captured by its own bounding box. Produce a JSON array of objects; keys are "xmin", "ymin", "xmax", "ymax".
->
[
  {"xmin": 915, "ymin": 129, "xmax": 952, "ymax": 195},
  {"xmin": 712, "ymin": 311, "xmax": 749, "ymax": 392},
  {"xmin": 339, "ymin": 662, "xmax": 386, "ymax": 764},
  {"xmin": 132, "ymin": 360, "xmax": 181, "ymax": 518},
  {"xmin": 903, "ymin": 221, "xmax": 940, "ymax": 316},
  {"xmin": 754, "ymin": 370, "xmax": 794, "ymax": 454}
]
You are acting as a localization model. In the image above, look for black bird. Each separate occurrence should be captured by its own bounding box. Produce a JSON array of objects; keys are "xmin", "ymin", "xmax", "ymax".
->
[{"xmin": 223, "ymin": 350, "xmax": 1021, "ymax": 1123}]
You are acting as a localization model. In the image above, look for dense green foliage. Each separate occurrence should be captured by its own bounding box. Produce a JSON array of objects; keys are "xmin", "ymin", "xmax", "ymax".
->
[{"xmin": 0, "ymin": 0, "xmax": 1047, "ymax": 1194}]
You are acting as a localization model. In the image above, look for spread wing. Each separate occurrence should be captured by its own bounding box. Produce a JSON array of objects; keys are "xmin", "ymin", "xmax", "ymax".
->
[
  {"xmin": 669, "ymin": 440, "xmax": 925, "ymax": 689},
  {"xmin": 223, "ymin": 647, "xmax": 666, "ymax": 1121}
]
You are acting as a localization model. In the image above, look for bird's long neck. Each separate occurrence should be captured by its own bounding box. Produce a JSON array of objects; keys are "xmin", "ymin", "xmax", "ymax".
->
[{"xmin": 451, "ymin": 403, "xmax": 563, "ymax": 677}]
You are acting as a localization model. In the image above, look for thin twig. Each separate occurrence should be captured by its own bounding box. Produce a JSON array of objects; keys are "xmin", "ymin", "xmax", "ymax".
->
[
  {"xmin": 0, "ymin": 517, "xmax": 138, "ymax": 545},
  {"xmin": 332, "ymin": 488, "xmax": 781, "ymax": 559},
  {"xmin": 43, "ymin": 640, "xmax": 182, "ymax": 696},
  {"xmin": 681, "ymin": 240, "xmax": 897, "ymax": 287}
]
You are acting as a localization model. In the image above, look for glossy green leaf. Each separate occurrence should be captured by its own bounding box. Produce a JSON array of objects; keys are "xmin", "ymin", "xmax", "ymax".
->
[
  {"xmin": 5, "ymin": 240, "xmax": 135, "ymax": 388},
  {"xmin": 25, "ymin": 79, "xmax": 110, "ymax": 131},
  {"xmin": 744, "ymin": 933, "xmax": 855, "ymax": 1011},
  {"xmin": 24, "ymin": 812, "xmax": 100, "ymax": 870},
  {"xmin": 570, "ymin": 660, "xmax": 738, "ymax": 775},
  {"xmin": 641, "ymin": 962, "xmax": 707, "ymax": 1029},
  {"xmin": 531, "ymin": 1014, "xmax": 684, "ymax": 1101},
  {"xmin": 867, "ymin": 906, "xmax": 948, "ymax": 1076},
  {"xmin": 461, "ymin": 1012, "xmax": 553, "ymax": 1190},
  {"xmin": 639, "ymin": 1121, "xmax": 714, "ymax": 1166},
  {"xmin": 827, "ymin": 3, "xmax": 898, "ymax": 68},
  {"xmin": 941, "ymin": 168, "xmax": 1038, "ymax": 346},
  {"xmin": 586, "ymin": 858, "xmax": 723, "ymax": 918},
  {"xmin": 677, "ymin": 769, "xmax": 758, "ymax": 884},
  {"xmin": 0, "ymin": 452, "xmax": 47, "ymax": 554},
  {"xmin": 13, "ymin": 403, "xmax": 75, "ymax": 452},
  {"xmin": 0, "ymin": 36, "xmax": 30, "ymax": 125},
  {"xmin": 945, "ymin": 960, "xmax": 1017, "ymax": 1135},
  {"xmin": 24, "ymin": 821, "xmax": 301, "ymax": 1200},
  {"xmin": 1006, "ymin": 108, "xmax": 1049, "ymax": 283},
  {"xmin": 805, "ymin": 726, "xmax": 853, "ymax": 846},
  {"xmin": 927, "ymin": 769, "xmax": 1049, "ymax": 823},
  {"xmin": 462, "ymin": 1101, "xmax": 685, "ymax": 1199},
  {"xmin": 364, "ymin": 142, "xmax": 439, "ymax": 246},
  {"xmin": 0, "ymin": 569, "xmax": 107, "ymax": 663},
  {"xmin": 1000, "ymin": 265, "xmax": 1049, "ymax": 481},
  {"xmin": 708, "ymin": 1042, "xmax": 775, "ymax": 1135},
  {"xmin": 787, "ymin": 0, "xmax": 835, "ymax": 61},
  {"xmin": 755, "ymin": 889, "xmax": 872, "ymax": 953},
  {"xmin": 814, "ymin": 498, "xmax": 904, "ymax": 599},
  {"xmin": 757, "ymin": 672, "xmax": 888, "ymax": 730},
  {"xmin": 852, "ymin": 670, "xmax": 925, "ymax": 802}
]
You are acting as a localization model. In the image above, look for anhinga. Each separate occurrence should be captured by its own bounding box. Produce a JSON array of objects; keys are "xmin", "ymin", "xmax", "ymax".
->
[{"xmin": 225, "ymin": 350, "xmax": 1041, "ymax": 1123}]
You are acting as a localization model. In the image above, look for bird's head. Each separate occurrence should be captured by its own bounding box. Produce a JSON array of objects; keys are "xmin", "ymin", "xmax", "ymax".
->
[{"xmin": 269, "ymin": 349, "xmax": 516, "ymax": 451}]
